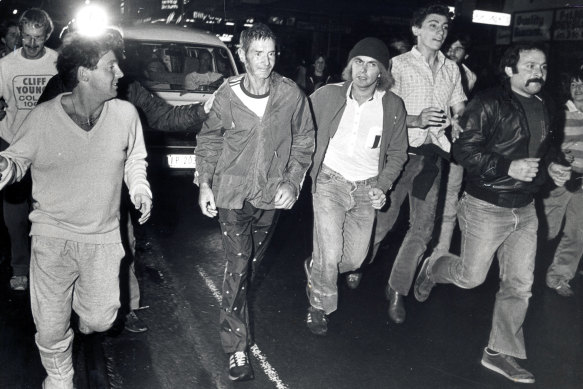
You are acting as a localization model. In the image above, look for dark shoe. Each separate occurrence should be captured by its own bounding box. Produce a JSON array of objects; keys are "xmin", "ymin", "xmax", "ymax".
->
[
  {"xmin": 125, "ymin": 311, "xmax": 148, "ymax": 333},
  {"xmin": 228, "ymin": 351, "xmax": 254, "ymax": 381},
  {"xmin": 414, "ymin": 256, "xmax": 436, "ymax": 302},
  {"xmin": 346, "ymin": 272, "xmax": 362, "ymax": 289},
  {"xmin": 552, "ymin": 282, "xmax": 574, "ymax": 297},
  {"xmin": 9, "ymin": 275, "xmax": 28, "ymax": 291},
  {"xmin": 304, "ymin": 257, "xmax": 313, "ymax": 298},
  {"xmin": 481, "ymin": 348, "xmax": 535, "ymax": 384},
  {"xmin": 386, "ymin": 286, "xmax": 405, "ymax": 324},
  {"xmin": 306, "ymin": 306, "xmax": 328, "ymax": 336}
]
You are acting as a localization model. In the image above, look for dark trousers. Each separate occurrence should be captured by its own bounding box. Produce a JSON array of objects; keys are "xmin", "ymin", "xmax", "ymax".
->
[
  {"xmin": 0, "ymin": 138, "xmax": 31, "ymax": 277},
  {"xmin": 218, "ymin": 202, "xmax": 279, "ymax": 353}
]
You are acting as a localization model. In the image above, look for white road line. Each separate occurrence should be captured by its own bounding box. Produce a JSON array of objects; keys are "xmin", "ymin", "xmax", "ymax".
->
[{"xmin": 195, "ymin": 265, "xmax": 289, "ymax": 389}]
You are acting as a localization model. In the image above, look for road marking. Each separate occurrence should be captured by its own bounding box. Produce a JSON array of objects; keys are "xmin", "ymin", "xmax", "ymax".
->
[{"xmin": 196, "ymin": 265, "xmax": 289, "ymax": 389}]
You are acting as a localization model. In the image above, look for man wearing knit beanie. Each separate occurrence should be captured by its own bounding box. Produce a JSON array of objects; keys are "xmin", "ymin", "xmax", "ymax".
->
[
  {"xmin": 304, "ymin": 37, "xmax": 408, "ymax": 336},
  {"xmin": 366, "ymin": 3, "xmax": 466, "ymax": 326}
]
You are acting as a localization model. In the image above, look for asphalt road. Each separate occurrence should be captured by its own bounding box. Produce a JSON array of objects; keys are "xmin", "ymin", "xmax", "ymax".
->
[
  {"xmin": 105, "ymin": 173, "xmax": 583, "ymax": 389},
  {"xmin": 1, "ymin": 171, "xmax": 581, "ymax": 388}
]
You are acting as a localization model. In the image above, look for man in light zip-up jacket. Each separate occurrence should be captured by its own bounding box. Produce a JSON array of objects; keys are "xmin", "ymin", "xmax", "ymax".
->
[{"xmin": 195, "ymin": 23, "xmax": 314, "ymax": 382}]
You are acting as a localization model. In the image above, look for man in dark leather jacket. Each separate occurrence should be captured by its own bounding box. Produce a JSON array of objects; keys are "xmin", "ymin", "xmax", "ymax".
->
[{"xmin": 414, "ymin": 43, "xmax": 571, "ymax": 384}]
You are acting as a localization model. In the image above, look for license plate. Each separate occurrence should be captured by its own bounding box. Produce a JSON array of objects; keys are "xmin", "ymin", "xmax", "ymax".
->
[{"xmin": 167, "ymin": 154, "xmax": 196, "ymax": 169}]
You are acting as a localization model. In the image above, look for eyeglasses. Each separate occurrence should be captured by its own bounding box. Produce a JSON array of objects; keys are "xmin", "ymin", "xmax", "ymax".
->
[{"xmin": 571, "ymin": 83, "xmax": 583, "ymax": 90}]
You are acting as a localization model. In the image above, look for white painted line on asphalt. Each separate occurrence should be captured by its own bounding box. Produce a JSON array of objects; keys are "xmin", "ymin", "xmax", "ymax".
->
[
  {"xmin": 195, "ymin": 265, "xmax": 289, "ymax": 389},
  {"xmin": 196, "ymin": 265, "xmax": 223, "ymax": 302}
]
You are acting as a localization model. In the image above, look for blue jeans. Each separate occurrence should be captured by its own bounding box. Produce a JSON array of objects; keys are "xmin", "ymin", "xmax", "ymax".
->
[
  {"xmin": 434, "ymin": 162, "xmax": 464, "ymax": 253},
  {"xmin": 543, "ymin": 185, "xmax": 583, "ymax": 288},
  {"xmin": 428, "ymin": 193, "xmax": 537, "ymax": 359},
  {"xmin": 372, "ymin": 154, "xmax": 441, "ymax": 295},
  {"xmin": 310, "ymin": 166, "xmax": 377, "ymax": 314}
]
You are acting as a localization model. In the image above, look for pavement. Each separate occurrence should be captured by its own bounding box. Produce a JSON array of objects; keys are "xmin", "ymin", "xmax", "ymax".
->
[{"xmin": 1, "ymin": 174, "xmax": 582, "ymax": 389}]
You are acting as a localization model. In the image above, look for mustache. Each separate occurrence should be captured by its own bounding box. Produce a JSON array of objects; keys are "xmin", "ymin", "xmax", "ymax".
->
[{"xmin": 526, "ymin": 78, "xmax": 545, "ymax": 86}]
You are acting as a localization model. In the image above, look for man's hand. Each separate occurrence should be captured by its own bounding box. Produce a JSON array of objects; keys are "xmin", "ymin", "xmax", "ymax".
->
[
  {"xmin": 368, "ymin": 187, "xmax": 386, "ymax": 209},
  {"xmin": 451, "ymin": 114, "xmax": 463, "ymax": 142},
  {"xmin": 0, "ymin": 155, "xmax": 8, "ymax": 171},
  {"xmin": 0, "ymin": 99, "xmax": 7, "ymax": 121},
  {"xmin": 198, "ymin": 183, "xmax": 218, "ymax": 217},
  {"xmin": 548, "ymin": 162, "xmax": 572, "ymax": 187},
  {"xmin": 508, "ymin": 158, "xmax": 540, "ymax": 182},
  {"xmin": 274, "ymin": 181, "xmax": 297, "ymax": 209},
  {"xmin": 413, "ymin": 107, "xmax": 447, "ymax": 129},
  {"xmin": 133, "ymin": 193, "xmax": 153, "ymax": 224}
]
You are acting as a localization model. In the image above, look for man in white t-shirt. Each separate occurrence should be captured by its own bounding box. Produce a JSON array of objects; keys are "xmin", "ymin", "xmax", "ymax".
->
[{"xmin": 0, "ymin": 8, "xmax": 58, "ymax": 291}]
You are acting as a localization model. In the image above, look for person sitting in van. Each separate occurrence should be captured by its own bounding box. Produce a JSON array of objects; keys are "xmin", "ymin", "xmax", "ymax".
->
[{"xmin": 184, "ymin": 49, "xmax": 223, "ymax": 90}]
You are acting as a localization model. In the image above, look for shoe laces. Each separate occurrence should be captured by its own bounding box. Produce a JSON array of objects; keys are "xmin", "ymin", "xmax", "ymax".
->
[{"xmin": 230, "ymin": 351, "xmax": 248, "ymax": 368}]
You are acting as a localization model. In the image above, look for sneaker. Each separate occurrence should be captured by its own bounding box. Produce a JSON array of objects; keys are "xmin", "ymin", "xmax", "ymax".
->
[
  {"xmin": 481, "ymin": 348, "xmax": 535, "ymax": 384},
  {"xmin": 9, "ymin": 275, "xmax": 28, "ymax": 291},
  {"xmin": 414, "ymin": 256, "xmax": 435, "ymax": 302},
  {"xmin": 304, "ymin": 257, "xmax": 313, "ymax": 298},
  {"xmin": 346, "ymin": 272, "xmax": 362, "ymax": 289},
  {"xmin": 228, "ymin": 351, "xmax": 254, "ymax": 381},
  {"xmin": 125, "ymin": 311, "xmax": 148, "ymax": 333},
  {"xmin": 306, "ymin": 306, "xmax": 328, "ymax": 336}
]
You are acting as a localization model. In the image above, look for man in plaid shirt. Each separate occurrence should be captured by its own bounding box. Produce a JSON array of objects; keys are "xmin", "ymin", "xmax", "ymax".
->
[{"xmin": 370, "ymin": 3, "xmax": 466, "ymax": 324}]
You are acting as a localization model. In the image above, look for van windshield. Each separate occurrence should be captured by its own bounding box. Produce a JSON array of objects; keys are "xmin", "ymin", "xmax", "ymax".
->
[{"xmin": 123, "ymin": 40, "xmax": 236, "ymax": 92}]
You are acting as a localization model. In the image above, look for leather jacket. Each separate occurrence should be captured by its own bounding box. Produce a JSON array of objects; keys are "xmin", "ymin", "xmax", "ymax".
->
[{"xmin": 453, "ymin": 82, "xmax": 557, "ymax": 208}]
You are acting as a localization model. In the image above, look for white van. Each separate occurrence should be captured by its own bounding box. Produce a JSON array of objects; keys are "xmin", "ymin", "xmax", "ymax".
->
[{"xmin": 121, "ymin": 24, "xmax": 239, "ymax": 171}]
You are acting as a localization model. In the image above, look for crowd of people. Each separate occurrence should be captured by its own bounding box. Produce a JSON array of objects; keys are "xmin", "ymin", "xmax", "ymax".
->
[{"xmin": 0, "ymin": 2, "xmax": 581, "ymax": 388}]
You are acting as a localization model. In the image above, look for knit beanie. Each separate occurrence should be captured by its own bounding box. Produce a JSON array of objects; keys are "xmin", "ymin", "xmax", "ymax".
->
[{"xmin": 348, "ymin": 37, "xmax": 390, "ymax": 69}]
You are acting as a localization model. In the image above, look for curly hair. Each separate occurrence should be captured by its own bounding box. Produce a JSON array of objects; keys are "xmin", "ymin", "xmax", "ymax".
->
[
  {"xmin": 411, "ymin": 4, "xmax": 451, "ymax": 28},
  {"xmin": 239, "ymin": 23, "xmax": 276, "ymax": 53},
  {"xmin": 341, "ymin": 58, "xmax": 394, "ymax": 91},
  {"xmin": 57, "ymin": 31, "xmax": 121, "ymax": 90},
  {"xmin": 18, "ymin": 8, "xmax": 54, "ymax": 38}
]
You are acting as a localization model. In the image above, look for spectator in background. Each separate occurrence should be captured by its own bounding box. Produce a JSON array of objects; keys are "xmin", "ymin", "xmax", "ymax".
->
[
  {"xmin": 0, "ymin": 18, "xmax": 20, "ymax": 58},
  {"xmin": 184, "ymin": 49, "xmax": 223, "ymax": 90},
  {"xmin": 542, "ymin": 67, "xmax": 583, "ymax": 297},
  {"xmin": 297, "ymin": 54, "xmax": 333, "ymax": 95},
  {"xmin": 0, "ymin": 8, "xmax": 58, "ymax": 291},
  {"xmin": 432, "ymin": 32, "xmax": 478, "ymax": 255},
  {"xmin": 388, "ymin": 35, "xmax": 412, "ymax": 58},
  {"xmin": 445, "ymin": 33, "xmax": 477, "ymax": 97}
]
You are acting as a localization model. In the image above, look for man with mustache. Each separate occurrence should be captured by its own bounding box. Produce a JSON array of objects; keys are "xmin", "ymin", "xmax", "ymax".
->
[
  {"xmin": 414, "ymin": 43, "xmax": 571, "ymax": 384},
  {"xmin": 0, "ymin": 8, "xmax": 58, "ymax": 291}
]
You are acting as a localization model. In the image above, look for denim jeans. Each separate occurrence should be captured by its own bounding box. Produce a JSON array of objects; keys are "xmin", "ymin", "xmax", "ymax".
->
[
  {"xmin": 372, "ymin": 154, "xmax": 441, "ymax": 295},
  {"xmin": 434, "ymin": 162, "xmax": 464, "ymax": 253},
  {"xmin": 310, "ymin": 166, "xmax": 377, "ymax": 314},
  {"xmin": 30, "ymin": 236, "xmax": 124, "ymax": 389},
  {"xmin": 217, "ymin": 202, "xmax": 279, "ymax": 353},
  {"xmin": 543, "ymin": 185, "xmax": 583, "ymax": 288},
  {"xmin": 428, "ymin": 193, "xmax": 537, "ymax": 359}
]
